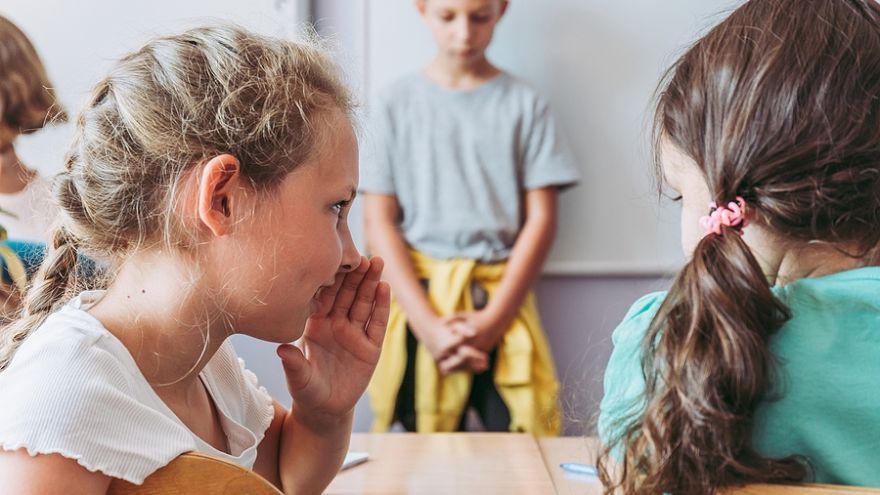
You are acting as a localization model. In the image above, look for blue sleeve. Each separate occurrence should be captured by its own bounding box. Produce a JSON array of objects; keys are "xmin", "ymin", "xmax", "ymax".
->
[
  {"xmin": 0, "ymin": 240, "xmax": 46, "ymax": 283},
  {"xmin": 0, "ymin": 240, "xmax": 100, "ymax": 284},
  {"xmin": 521, "ymin": 96, "xmax": 580, "ymax": 191},
  {"xmin": 598, "ymin": 291, "xmax": 666, "ymax": 452}
]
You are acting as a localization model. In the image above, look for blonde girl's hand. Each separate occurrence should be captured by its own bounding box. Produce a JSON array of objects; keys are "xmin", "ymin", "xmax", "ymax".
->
[{"xmin": 277, "ymin": 256, "xmax": 390, "ymax": 422}]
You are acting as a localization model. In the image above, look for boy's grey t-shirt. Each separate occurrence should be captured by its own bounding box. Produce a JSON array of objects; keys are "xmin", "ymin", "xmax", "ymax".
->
[{"xmin": 360, "ymin": 72, "xmax": 579, "ymax": 263}]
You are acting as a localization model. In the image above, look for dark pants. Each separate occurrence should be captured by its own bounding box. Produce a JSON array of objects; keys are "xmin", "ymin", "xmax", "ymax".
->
[{"xmin": 392, "ymin": 281, "xmax": 511, "ymax": 432}]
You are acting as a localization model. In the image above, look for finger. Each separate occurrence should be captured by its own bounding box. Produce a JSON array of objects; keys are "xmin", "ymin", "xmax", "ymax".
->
[
  {"xmin": 329, "ymin": 257, "xmax": 369, "ymax": 318},
  {"xmin": 365, "ymin": 281, "xmax": 391, "ymax": 344},
  {"xmin": 349, "ymin": 257, "xmax": 384, "ymax": 326},
  {"xmin": 458, "ymin": 345, "xmax": 489, "ymax": 369},
  {"xmin": 438, "ymin": 350, "xmax": 467, "ymax": 375},
  {"xmin": 441, "ymin": 315, "xmax": 463, "ymax": 324},
  {"xmin": 466, "ymin": 348, "xmax": 489, "ymax": 373},
  {"xmin": 439, "ymin": 342, "xmax": 485, "ymax": 374},
  {"xmin": 446, "ymin": 319, "xmax": 477, "ymax": 338},
  {"xmin": 470, "ymin": 360, "xmax": 489, "ymax": 373},
  {"xmin": 313, "ymin": 272, "xmax": 344, "ymax": 316},
  {"xmin": 436, "ymin": 332, "xmax": 466, "ymax": 360},
  {"xmin": 277, "ymin": 344, "xmax": 311, "ymax": 393}
]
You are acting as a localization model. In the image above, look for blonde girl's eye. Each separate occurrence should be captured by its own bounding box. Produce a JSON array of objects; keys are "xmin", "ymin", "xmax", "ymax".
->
[
  {"xmin": 332, "ymin": 199, "xmax": 351, "ymax": 219},
  {"xmin": 671, "ymin": 194, "xmax": 683, "ymax": 202}
]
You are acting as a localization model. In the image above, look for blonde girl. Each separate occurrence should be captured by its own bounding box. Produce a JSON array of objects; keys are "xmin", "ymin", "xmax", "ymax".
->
[{"xmin": 0, "ymin": 24, "xmax": 389, "ymax": 495}]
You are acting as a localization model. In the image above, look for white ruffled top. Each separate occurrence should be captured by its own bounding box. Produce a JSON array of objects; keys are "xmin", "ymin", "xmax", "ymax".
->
[{"xmin": 0, "ymin": 291, "xmax": 276, "ymax": 484}]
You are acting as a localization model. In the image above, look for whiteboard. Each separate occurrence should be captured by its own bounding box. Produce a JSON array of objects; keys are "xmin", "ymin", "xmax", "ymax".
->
[
  {"xmin": 366, "ymin": 0, "xmax": 744, "ymax": 275},
  {"xmin": 2, "ymin": 0, "xmax": 308, "ymax": 189}
]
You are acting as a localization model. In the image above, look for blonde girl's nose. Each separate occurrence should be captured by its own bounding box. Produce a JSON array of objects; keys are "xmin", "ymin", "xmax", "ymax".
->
[{"xmin": 339, "ymin": 236, "xmax": 362, "ymax": 273}]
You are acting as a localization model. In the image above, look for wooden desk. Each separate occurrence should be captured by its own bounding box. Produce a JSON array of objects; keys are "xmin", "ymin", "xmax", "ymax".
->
[
  {"xmin": 534, "ymin": 437, "xmax": 880, "ymax": 495},
  {"xmin": 537, "ymin": 437, "xmax": 603, "ymax": 495},
  {"xmin": 326, "ymin": 433, "xmax": 557, "ymax": 494}
]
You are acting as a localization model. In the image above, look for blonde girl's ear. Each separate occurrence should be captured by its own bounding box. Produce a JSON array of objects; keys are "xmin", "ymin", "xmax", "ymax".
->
[
  {"xmin": 415, "ymin": 0, "xmax": 427, "ymax": 17},
  {"xmin": 197, "ymin": 154, "xmax": 241, "ymax": 237}
]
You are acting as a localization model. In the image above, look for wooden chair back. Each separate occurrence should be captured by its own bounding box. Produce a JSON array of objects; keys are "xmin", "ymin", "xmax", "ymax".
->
[
  {"xmin": 725, "ymin": 483, "xmax": 880, "ymax": 494},
  {"xmin": 107, "ymin": 452, "xmax": 282, "ymax": 495}
]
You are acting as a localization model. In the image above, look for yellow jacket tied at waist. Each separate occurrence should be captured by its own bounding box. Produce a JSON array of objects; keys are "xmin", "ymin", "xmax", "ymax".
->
[{"xmin": 367, "ymin": 250, "xmax": 561, "ymax": 435}]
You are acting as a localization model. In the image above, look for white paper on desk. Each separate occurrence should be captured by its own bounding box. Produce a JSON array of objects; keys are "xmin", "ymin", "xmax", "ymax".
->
[{"xmin": 341, "ymin": 451, "xmax": 369, "ymax": 471}]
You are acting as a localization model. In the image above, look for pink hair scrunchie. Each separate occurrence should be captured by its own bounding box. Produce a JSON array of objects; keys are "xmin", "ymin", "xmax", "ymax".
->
[{"xmin": 699, "ymin": 196, "xmax": 748, "ymax": 237}]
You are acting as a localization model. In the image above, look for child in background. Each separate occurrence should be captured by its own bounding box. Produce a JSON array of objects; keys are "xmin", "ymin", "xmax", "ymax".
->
[
  {"xmin": 363, "ymin": 0, "xmax": 578, "ymax": 434},
  {"xmin": 0, "ymin": 15, "xmax": 67, "ymax": 243},
  {"xmin": 0, "ymin": 25, "xmax": 390, "ymax": 495},
  {"xmin": 598, "ymin": 0, "xmax": 880, "ymax": 492}
]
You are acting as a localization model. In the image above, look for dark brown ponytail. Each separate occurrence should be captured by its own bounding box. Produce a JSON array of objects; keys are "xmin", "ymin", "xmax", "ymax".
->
[
  {"xmin": 599, "ymin": 0, "xmax": 880, "ymax": 493},
  {"xmin": 625, "ymin": 230, "xmax": 806, "ymax": 494}
]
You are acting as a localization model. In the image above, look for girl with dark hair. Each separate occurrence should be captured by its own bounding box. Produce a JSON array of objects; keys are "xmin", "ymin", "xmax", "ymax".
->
[{"xmin": 598, "ymin": 0, "xmax": 880, "ymax": 493}]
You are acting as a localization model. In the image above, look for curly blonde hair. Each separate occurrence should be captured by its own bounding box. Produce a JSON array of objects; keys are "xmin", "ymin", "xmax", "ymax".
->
[{"xmin": 0, "ymin": 24, "xmax": 353, "ymax": 370}]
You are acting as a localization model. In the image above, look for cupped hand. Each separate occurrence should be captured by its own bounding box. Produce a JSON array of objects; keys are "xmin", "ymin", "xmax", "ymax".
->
[{"xmin": 277, "ymin": 256, "xmax": 391, "ymax": 420}]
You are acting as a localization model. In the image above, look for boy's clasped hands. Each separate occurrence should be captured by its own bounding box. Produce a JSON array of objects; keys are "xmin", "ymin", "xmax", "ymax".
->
[{"xmin": 424, "ymin": 310, "xmax": 509, "ymax": 376}]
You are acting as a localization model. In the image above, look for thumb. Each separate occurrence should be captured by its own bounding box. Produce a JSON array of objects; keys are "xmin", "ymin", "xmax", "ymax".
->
[
  {"xmin": 277, "ymin": 344, "xmax": 311, "ymax": 393},
  {"xmin": 438, "ymin": 351, "xmax": 466, "ymax": 375}
]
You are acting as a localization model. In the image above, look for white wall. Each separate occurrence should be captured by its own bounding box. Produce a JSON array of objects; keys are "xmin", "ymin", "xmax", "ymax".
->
[
  {"xmin": 309, "ymin": 1, "xmax": 741, "ymax": 433},
  {"xmin": 2, "ymin": 0, "xmax": 307, "ymax": 177},
  {"xmin": 366, "ymin": 0, "xmax": 746, "ymax": 275},
  {"xmin": 1, "ymin": 1, "xmax": 715, "ymax": 434}
]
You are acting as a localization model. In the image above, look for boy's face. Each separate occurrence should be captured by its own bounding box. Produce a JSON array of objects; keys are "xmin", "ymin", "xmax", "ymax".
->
[{"xmin": 417, "ymin": 0, "xmax": 507, "ymax": 66}]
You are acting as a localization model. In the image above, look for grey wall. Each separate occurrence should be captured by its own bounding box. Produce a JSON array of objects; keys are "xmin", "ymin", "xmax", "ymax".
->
[{"xmin": 533, "ymin": 275, "xmax": 672, "ymax": 434}]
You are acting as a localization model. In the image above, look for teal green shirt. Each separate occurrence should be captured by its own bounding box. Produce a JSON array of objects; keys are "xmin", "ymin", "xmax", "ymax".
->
[{"xmin": 599, "ymin": 267, "xmax": 880, "ymax": 486}]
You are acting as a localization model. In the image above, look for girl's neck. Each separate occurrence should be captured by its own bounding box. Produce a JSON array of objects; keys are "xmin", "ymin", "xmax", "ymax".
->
[
  {"xmin": 88, "ymin": 250, "xmax": 230, "ymax": 398},
  {"xmin": 773, "ymin": 243, "xmax": 866, "ymax": 286},
  {"xmin": 424, "ymin": 54, "xmax": 501, "ymax": 90},
  {"xmin": 747, "ymin": 226, "xmax": 868, "ymax": 286},
  {"xmin": 0, "ymin": 145, "xmax": 37, "ymax": 194}
]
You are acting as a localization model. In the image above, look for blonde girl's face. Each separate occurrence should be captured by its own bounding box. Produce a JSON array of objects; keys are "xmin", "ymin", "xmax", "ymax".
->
[
  {"xmin": 227, "ymin": 109, "xmax": 361, "ymax": 342},
  {"xmin": 417, "ymin": 0, "xmax": 507, "ymax": 66},
  {"xmin": 660, "ymin": 139, "xmax": 713, "ymax": 257}
]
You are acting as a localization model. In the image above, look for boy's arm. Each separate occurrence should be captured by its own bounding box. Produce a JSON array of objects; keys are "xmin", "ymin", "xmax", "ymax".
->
[
  {"xmin": 460, "ymin": 186, "xmax": 558, "ymax": 351},
  {"xmin": 362, "ymin": 193, "xmax": 437, "ymax": 334},
  {"xmin": 362, "ymin": 193, "xmax": 479, "ymax": 362}
]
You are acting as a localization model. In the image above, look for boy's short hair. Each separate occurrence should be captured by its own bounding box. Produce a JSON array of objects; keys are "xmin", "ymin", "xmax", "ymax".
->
[{"xmin": 0, "ymin": 15, "xmax": 67, "ymax": 135}]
